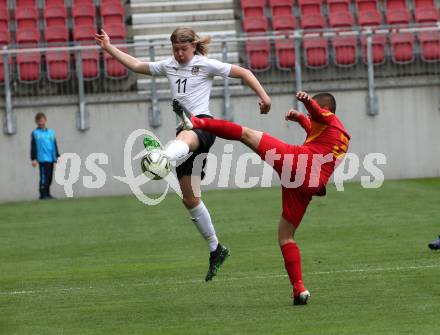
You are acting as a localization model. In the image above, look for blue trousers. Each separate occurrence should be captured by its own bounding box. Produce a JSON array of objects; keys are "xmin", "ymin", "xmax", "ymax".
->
[{"xmin": 39, "ymin": 162, "xmax": 54, "ymax": 199}]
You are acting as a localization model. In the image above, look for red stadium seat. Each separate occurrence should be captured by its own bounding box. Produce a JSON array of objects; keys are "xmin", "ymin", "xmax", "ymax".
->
[
  {"xmin": 272, "ymin": 15, "xmax": 296, "ymax": 31},
  {"xmin": 101, "ymin": 2, "xmax": 125, "ymax": 25},
  {"xmin": 45, "ymin": 0, "xmax": 65, "ymax": 5},
  {"xmin": 240, "ymin": 0, "xmax": 266, "ymax": 17},
  {"xmin": 268, "ymin": 0, "xmax": 294, "ymax": 16},
  {"xmin": 332, "ymin": 35, "xmax": 357, "ymax": 66},
  {"xmin": 358, "ymin": 10, "xmax": 382, "ymax": 26},
  {"xmin": 245, "ymin": 40, "xmax": 271, "ymax": 71},
  {"xmin": 386, "ymin": 8, "xmax": 411, "ymax": 25},
  {"xmin": 45, "ymin": 25, "xmax": 68, "ymax": 43},
  {"xmin": 73, "ymin": 25, "xmax": 96, "ymax": 42},
  {"xmin": 243, "ymin": 16, "xmax": 269, "ymax": 33},
  {"xmin": 16, "ymin": 27, "xmax": 39, "ymax": 45},
  {"xmin": 0, "ymin": 28, "xmax": 9, "ymax": 45},
  {"xmin": 102, "ymin": 24, "xmax": 126, "ymax": 42},
  {"xmin": 301, "ymin": 13, "xmax": 325, "ymax": 30},
  {"xmin": 16, "ymin": 52, "xmax": 41, "ymax": 82},
  {"xmin": 16, "ymin": 0, "xmax": 35, "ymax": 7},
  {"xmin": 104, "ymin": 50, "xmax": 128, "ymax": 78},
  {"xmin": 361, "ymin": 34, "xmax": 386, "ymax": 64},
  {"xmin": 275, "ymin": 38, "xmax": 295, "ymax": 69},
  {"xmin": 73, "ymin": 25, "xmax": 99, "ymax": 79},
  {"xmin": 0, "ymin": 6, "xmax": 9, "ymax": 30},
  {"xmin": 356, "ymin": 0, "xmax": 378, "ymax": 12},
  {"xmin": 415, "ymin": 7, "xmax": 439, "ymax": 24},
  {"xmin": 72, "ymin": 3, "xmax": 96, "ymax": 26},
  {"xmin": 329, "ymin": 11, "xmax": 354, "ymax": 28},
  {"xmin": 46, "ymin": 51, "xmax": 70, "ymax": 81},
  {"xmin": 327, "ymin": 0, "xmax": 351, "ymax": 13},
  {"xmin": 386, "ymin": 0, "xmax": 407, "ymax": 10},
  {"xmin": 298, "ymin": 0, "xmax": 323, "ymax": 15},
  {"xmin": 16, "ymin": 28, "xmax": 41, "ymax": 82},
  {"xmin": 73, "ymin": 0, "xmax": 94, "ymax": 4},
  {"xmin": 44, "ymin": 5, "xmax": 67, "ymax": 27},
  {"xmin": 15, "ymin": 6, "xmax": 38, "ymax": 29},
  {"xmin": 414, "ymin": 0, "xmax": 435, "ymax": 8},
  {"xmin": 389, "ymin": 32, "xmax": 415, "ymax": 63},
  {"xmin": 303, "ymin": 36, "xmax": 328, "ymax": 68},
  {"xmin": 418, "ymin": 31, "xmax": 440, "ymax": 62}
]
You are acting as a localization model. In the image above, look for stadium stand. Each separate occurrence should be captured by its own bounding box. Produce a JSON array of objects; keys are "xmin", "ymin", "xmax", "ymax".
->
[{"xmin": 0, "ymin": 0, "xmax": 439, "ymax": 91}]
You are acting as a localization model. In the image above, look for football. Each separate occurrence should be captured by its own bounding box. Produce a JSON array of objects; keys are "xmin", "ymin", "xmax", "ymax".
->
[{"xmin": 141, "ymin": 149, "xmax": 171, "ymax": 180}]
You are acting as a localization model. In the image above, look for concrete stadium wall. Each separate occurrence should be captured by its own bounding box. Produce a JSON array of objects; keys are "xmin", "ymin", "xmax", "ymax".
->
[{"xmin": 1, "ymin": 85, "xmax": 440, "ymax": 202}]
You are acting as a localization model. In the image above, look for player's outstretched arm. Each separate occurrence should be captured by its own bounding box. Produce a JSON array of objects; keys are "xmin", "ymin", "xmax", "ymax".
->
[
  {"xmin": 285, "ymin": 108, "xmax": 311, "ymax": 134},
  {"xmin": 296, "ymin": 91, "xmax": 330, "ymax": 123},
  {"xmin": 95, "ymin": 29, "xmax": 151, "ymax": 75},
  {"xmin": 230, "ymin": 65, "xmax": 271, "ymax": 114}
]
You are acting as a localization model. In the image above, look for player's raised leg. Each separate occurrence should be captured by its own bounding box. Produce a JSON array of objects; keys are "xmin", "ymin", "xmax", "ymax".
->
[
  {"xmin": 173, "ymin": 99, "xmax": 263, "ymax": 152},
  {"xmin": 278, "ymin": 216, "xmax": 310, "ymax": 305}
]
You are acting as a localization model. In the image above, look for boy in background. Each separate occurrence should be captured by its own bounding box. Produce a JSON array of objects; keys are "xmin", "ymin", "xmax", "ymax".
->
[{"xmin": 31, "ymin": 113, "xmax": 60, "ymax": 200}]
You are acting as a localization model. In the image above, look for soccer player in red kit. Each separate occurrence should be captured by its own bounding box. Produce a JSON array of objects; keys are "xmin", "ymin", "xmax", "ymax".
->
[{"xmin": 172, "ymin": 91, "xmax": 351, "ymax": 305}]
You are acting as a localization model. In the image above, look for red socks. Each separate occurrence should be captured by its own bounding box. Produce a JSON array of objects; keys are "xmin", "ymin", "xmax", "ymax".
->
[
  {"xmin": 191, "ymin": 117, "xmax": 243, "ymax": 141},
  {"xmin": 281, "ymin": 242, "xmax": 305, "ymax": 295}
]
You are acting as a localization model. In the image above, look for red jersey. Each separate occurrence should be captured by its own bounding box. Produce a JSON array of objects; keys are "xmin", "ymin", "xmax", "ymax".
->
[{"xmin": 296, "ymin": 98, "xmax": 351, "ymax": 187}]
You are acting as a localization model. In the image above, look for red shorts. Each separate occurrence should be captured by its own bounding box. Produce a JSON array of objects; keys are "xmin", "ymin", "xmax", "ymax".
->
[{"xmin": 257, "ymin": 133, "xmax": 324, "ymax": 227}]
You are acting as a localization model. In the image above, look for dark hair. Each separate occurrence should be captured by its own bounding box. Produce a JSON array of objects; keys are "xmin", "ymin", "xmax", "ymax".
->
[
  {"xmin": 312, "ymin": 93, "xmax": 336, "ymax": 114},
  {"xmin": 170, "ymin": 27, "xmax": 211, "ymax": 56},
  {"xmin": 35, "ymin": 113, "xmax": 46, "ymax": 122}
]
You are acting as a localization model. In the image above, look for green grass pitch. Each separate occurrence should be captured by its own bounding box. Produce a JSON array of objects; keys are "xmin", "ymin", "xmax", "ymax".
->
[{"xmin": 1, "ymin": 178, "xmax": 439, "ymax": 334}]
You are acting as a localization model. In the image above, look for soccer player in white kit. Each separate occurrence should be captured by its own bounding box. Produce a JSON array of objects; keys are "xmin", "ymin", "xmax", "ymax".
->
[{"xmin": 95, "ymin": 27, "xmax": 271, "ymax": 281}]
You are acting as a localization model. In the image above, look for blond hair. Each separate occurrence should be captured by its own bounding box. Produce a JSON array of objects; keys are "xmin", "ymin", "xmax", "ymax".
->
[{"xmin": 170, "ymin": 27, "xmax": 211, "ymax": 56}]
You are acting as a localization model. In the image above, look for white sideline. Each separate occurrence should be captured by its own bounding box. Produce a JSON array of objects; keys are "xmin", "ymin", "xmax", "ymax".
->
[{"xmin": 2, "ymin": 264, "xmax": 439, "ymax": 297}]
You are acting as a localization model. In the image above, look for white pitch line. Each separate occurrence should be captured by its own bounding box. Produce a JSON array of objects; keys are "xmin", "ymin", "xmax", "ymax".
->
[{"xmin": 1, "ymin": 263, "xmax": 439, "ymax": 297}]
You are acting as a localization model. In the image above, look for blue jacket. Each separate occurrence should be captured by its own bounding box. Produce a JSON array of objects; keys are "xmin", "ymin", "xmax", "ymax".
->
[{"xmin": 31, "ymin": 128, "xmax": 60, "ymax": 163}]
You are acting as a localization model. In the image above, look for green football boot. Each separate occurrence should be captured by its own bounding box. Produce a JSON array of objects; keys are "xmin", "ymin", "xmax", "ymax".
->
[
  {"xmin": 143, "ymin": 136, "xmax": 162, "ymax": 151},
  {"xmin": 205, "ymin": 244, "xmax": 230, "ymax": 282}
]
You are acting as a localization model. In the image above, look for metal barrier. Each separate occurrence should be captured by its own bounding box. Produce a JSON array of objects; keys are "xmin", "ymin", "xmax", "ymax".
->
[{"xmin": 1, "ymin": 25, "xmax": 440, "ymax": 135}]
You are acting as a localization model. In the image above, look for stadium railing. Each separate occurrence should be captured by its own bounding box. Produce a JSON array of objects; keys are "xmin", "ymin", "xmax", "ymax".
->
[{"xmin": 1, "ymin": 24, "xmax": 440, "ymax": 135}]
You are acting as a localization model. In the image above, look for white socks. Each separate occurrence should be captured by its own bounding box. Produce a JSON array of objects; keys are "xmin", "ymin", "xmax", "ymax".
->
[
  {"xmin": 163, "ymin": 140, "xmax": 190, "ymax": 161},
  {"xmin": 188, "ymin": 201, "xmax": 219, "ymax": 252}
]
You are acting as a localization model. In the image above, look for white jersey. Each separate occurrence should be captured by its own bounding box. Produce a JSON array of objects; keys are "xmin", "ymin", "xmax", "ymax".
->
[{"xmin": 149, "ymin": 55, "xmax": 232, "ymax": 116}]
